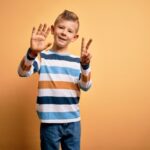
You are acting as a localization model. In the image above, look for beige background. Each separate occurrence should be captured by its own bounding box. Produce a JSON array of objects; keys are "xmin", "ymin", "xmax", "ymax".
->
[{"xmin": 0, "ymin": 0, "xmax": 150, "ymax": 149}]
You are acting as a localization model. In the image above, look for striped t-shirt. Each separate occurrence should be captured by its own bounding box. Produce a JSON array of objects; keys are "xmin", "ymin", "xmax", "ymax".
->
[{"xmin": 18, "ymin": 50, "xmax": 92, "ymax": 123}]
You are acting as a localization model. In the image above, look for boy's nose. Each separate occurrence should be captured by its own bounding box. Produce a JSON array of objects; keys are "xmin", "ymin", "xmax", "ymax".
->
[{"xmin": 61, "ymin": 30, "xmax": 67, "ymax": 36}]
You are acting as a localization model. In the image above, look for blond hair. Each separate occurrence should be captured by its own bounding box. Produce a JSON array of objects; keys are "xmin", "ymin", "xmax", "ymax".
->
[{"xmin": 54, "ymin": 10, "xmax": 80, "ymax": 32}]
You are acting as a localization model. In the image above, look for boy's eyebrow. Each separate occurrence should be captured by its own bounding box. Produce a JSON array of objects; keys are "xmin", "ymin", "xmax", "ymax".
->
[{"xmin": 56, "ymin": 23, "xmax": 77, "ymax": 31}]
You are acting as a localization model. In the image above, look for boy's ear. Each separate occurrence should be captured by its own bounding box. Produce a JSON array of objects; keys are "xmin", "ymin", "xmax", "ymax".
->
[
  {"xmin": 51, "ymin": 25, "xmax": 54, "ymax": 35},
  {"xmin": 71, "ymin": 34, "xmax": 79, "ymax": 42}
]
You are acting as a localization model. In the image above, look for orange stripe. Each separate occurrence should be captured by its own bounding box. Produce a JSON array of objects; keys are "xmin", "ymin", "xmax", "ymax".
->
[
  {"xmin": 38, "ymin": 81, "xmax": 80, "ymax": 91},
  {"xmin": 81, "ymin": 72, "xmax": 91, "ymax": 82},
  {"xmin": 20, "ymin": 58, "xmax": 31, "ymax": 71}
]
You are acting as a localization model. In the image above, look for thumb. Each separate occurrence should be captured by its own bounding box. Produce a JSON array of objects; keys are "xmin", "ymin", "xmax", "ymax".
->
[{"xmin": 44, "ymin": 42, "xmax": 52, "ymax": 50}]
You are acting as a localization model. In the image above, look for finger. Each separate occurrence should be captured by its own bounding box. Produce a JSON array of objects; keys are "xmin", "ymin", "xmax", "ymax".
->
[
  {"xmin": 37, "ymin": 24, "xmax": 43, "ymax": 35},
  {"xmin": 41, "ymin": 24, "xmax": 47, "ymax": 37},
  {"xmin": 81, "ymin": 38, "xmax": 85, "ymax": 52},
  {"xmin": 44, "ymin": 26, "xmax": 51, "ymax": 38},
  {"xmin": 86, "ymin": 39, "xmax": 92, "ymax": 50},
  {"xmin": 42, "ymin": 24, "xmax": 47, "ymax": 32},
  {"xmin": 32, "ymin": 27, "xmax": 36, "ymax": 36}
]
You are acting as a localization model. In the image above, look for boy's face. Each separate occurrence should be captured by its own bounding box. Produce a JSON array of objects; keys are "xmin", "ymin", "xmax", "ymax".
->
[{"xmin": 51, "ymin": 19, "xmax": 79, "ymax": 49}]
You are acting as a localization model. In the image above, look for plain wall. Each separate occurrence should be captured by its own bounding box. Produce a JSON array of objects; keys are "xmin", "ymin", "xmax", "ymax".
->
[{"xmin": 0, "ymin": 0, "xmax": 150, "ymax": 149}]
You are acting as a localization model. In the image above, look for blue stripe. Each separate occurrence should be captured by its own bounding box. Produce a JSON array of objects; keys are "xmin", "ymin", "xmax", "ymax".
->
[
  {"xmin": 81, "ymin": 64, "xmax": 90, "ymax": 70},
  {"xmin": 40, "ymin": 65, "xmax": 80, "ymax": 77},
  {"xmin": 33, "ymin": 61, "xmax": 39, "ymax": 73},
  {"xmin": 41, "ymin": 53, "xmax": 80, "ymax": 63},
  {"xmin": 37, "ymin": 111, "xmax": 80, "ymax": 120},
  {"xmin": 37, "ymin": 96, "xmax": 79, "ymax": 104}
]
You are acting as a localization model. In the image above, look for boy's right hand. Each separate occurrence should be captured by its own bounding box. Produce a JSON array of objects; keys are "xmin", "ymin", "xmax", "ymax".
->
[{"xmin": 30, "ymin": 24, "xmax": 51, "ymax": 53}]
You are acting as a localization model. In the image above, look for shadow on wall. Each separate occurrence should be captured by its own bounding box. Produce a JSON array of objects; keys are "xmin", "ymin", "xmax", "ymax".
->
[{"xmin": 0, "ymin": 75, "xmax": 40, "ymax": 150}]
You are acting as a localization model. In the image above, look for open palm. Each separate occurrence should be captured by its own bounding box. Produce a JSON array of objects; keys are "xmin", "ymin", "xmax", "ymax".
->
[{"xmin": 30, "ymin": 24, "xmax": 51, "ymax": 52}]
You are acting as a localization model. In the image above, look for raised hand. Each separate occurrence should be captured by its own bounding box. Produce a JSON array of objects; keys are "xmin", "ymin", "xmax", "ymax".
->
[
  {"xmin": 80, "ymin": 38, "xmax": 92, "ymax": 65},
  {"xmin": 30, "ymin": 24, "xmax": 51, "ymax": 53}
]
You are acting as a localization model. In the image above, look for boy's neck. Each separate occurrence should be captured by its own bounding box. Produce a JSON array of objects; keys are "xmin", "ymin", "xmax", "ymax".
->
[{"xmin": 51, "ymin": 44, "xmax": 68, "ymax": 53}]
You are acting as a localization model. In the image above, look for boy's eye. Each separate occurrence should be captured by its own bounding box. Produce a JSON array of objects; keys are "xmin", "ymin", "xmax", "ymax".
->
[
  {"xmin": 58, "ymin": 26, "xmax": 64, "ymax": 29},
  {"xmin": 68, "ymin": 30, "xmax": 73, "ymax": 33}
]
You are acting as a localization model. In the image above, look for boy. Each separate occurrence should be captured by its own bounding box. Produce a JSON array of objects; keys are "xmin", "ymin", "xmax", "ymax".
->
[{"xmin": 18, "ymin": 10, "xmax": 92, "ymax": 150}]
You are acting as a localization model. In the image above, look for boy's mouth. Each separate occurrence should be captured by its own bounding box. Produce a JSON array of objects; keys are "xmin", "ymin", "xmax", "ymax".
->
[{"xmin": 58, "ymin": 36, "xmax": 67, "ymax": 41}]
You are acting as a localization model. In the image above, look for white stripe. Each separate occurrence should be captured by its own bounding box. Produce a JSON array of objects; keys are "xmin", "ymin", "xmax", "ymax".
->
[
  {"xmin": 79, "ymin": 80, "xmax": 92, "ymax": 89},
  {"xmin": 42, "ymin": 50, "xmax": 70, "ymax": 56},
  {"xmin": 41, "ymin": 58, "xmax": 80, "ymax": 70},
  {"xmin": 40, "ymin": 117, "xmax": 81, "ymax": 123},
  {"xmin": 39, "ymin": 73, "xmax": 79, "ymax": 83},
  {"xmin": 42, "ymin": 50, "xmax": 80, "ymax": 59},
  {"xmin": 24, "ymin": 55, "xmax": 40, "ymax": 68},
  {"xmin": 38, "ymin": 89, "xmax": 80, "ymax": 97},
  {"xmin": 81, "ymin": 67, "xmax": 91, "ymax": 75},
  {"xmin": 69, "ymin": 54, "xmax": 80, "ymax": 58},
  {"xmin": 24, "ymin": 55, "xmax": 34, "ymax": 66},
  {"xmin": 42, "ymin": 50, "xmax": 50, "ymax": 55},
  {"xmin": 36, "ymin": 104, "xmax": 79, "ymax": 112}
]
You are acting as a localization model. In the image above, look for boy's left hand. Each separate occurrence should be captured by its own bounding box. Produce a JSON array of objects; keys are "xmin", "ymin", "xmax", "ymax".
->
[{"xmin": 80, "ymin": 38, "xmax": 92, "ymax": 65}]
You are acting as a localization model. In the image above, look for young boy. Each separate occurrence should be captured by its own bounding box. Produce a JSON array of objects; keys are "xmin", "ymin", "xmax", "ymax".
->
[{"xmin": 18, "ymin": 10, "xmax": 92, "ymax": 150}]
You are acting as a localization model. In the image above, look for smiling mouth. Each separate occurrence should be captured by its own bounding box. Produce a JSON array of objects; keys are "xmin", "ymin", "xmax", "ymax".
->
[{"xmin": 58, "ymin": 36, "xmax": 67, "ymax": 41}]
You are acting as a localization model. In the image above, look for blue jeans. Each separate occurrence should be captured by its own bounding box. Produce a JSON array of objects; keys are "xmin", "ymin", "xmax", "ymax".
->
[{"xmin": 40, "ymin": 121, "xmax": 81, "ymax": 150}]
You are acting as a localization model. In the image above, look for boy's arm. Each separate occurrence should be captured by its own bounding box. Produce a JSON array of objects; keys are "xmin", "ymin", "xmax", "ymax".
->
[
  {"xmin": 79, "ymin": 64, "xmax": 92, "ymax": 91},
  {"xmin": 18, "ymin": 24, "xmax": 51, "ymax": 77},
  {"xmin": 18, "ymin": 49, "xmax": 40, "ymax": 77},
  {"xmin": 79, "ymin": 38, "xmax": 92, "ymax": 91}
]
